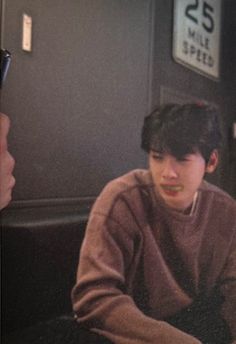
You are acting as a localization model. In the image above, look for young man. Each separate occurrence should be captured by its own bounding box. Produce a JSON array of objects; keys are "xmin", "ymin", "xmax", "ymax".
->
[{"xmin": 72, "ymin": 103, "xmax": 236, "ymax": 344}]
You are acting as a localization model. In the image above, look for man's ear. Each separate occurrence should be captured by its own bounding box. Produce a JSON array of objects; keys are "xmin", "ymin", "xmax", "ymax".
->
[{"xmin": 205, "ymin": 150, "xmax": 219, "ymax": 174}]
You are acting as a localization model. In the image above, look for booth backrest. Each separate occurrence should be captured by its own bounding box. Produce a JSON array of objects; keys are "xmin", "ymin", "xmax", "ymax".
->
[{"xmin": 1, "ymin": 202, "xmax": 90, "ymax": 335}]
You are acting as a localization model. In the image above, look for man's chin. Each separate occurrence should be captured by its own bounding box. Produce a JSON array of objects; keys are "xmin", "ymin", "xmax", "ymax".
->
[{"xmin": 160, "ymin": 193, "xmax": 189, "ymax": 212}]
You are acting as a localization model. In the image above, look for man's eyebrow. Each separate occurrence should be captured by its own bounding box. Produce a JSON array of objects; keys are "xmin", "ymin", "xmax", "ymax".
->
[{"xmin": 150, "ymin": 148, "xmax": 163, "ymax": 153}]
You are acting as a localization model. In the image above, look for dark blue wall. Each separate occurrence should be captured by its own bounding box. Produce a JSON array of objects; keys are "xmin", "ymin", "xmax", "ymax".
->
[{"xmin": 1, "ymin": 0, "xmax": 235, "ymax": 205}]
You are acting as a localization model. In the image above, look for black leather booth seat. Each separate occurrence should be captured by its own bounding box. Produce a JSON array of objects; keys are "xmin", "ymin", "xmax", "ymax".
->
[{"xmin": 1, "ymin": 199, "xmax": 92, "ymax": 336}]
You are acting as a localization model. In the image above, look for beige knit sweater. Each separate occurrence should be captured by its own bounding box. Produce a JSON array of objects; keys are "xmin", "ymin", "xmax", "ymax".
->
[{"xmin": 72, "ymin": 169, "xmax": 236, "ymax": 344}]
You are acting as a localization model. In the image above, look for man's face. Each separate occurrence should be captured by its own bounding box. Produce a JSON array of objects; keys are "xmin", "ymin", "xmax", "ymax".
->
[{"xmin": 149, "ymin": 149, "xmax": 216, "ymax": 211}]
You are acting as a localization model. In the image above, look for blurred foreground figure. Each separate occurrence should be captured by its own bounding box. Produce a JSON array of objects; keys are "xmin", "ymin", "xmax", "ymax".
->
[
  {"xmin": 72, "ymin": 103, "xmax": 236, "ymax": 344},
  {"xmin": 0, "ymin": 113, "xmax": 15, "ymax": 209}
]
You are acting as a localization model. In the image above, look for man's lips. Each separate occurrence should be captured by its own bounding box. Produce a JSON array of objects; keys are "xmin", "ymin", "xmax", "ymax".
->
[{"xmin": 161, "ymin": 184, "xmax": 184, "ymax": 192}]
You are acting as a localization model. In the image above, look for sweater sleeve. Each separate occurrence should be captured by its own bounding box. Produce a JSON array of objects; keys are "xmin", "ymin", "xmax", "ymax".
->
[
  {"xmin": 72, "ymin": 211, "xmax": 201, "ymax": 344},
  {"xmin": 220, "ymin": 229, "xmax": 236, "ymax": 343}
]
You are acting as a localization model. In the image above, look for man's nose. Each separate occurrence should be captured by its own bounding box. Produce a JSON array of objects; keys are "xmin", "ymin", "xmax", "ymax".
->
[{"xmin": 162, "ymin": 159, "xmax": 178, "ymax": 179}]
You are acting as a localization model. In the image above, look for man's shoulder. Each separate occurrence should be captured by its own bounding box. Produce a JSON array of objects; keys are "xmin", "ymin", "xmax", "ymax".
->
[
  {"xmin": 93, "ymin": 169, "xmax": 153, "ymax": 214},
  {"xmin": 199, "ymin": 182, "xmax": 236, "ymax": 243},
  {"xmin": 200, "ymin": 180, "xmax": 236, "ymax": 209},
  {"xmin": 106, "ymin": 169, "xmax": 151, "ymax": 191}
]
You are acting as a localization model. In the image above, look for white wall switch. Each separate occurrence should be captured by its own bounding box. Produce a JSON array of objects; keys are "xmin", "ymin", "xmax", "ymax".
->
[
  {"xmin": 233, "ymin": 122, "xmax": 236, "ymax": 139},
  {"xmin": 22, "ymin": 14, "xmax": 32, "ymax": 52}
]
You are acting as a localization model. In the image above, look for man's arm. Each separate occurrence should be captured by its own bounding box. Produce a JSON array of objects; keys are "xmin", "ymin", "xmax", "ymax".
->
[{"xmin": 72, "ymin": 211, "xmax": 201, "ymax": 344}]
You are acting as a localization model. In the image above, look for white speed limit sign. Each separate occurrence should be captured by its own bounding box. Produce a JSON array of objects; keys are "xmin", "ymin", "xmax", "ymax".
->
[{"xmin": 173, "ymin": 0, "xmax": 222, "ymax": 80}]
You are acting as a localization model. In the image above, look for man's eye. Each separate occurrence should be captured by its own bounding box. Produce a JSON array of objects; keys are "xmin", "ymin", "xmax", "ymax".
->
[
  {"xmin": 177, "ymin": 156, "xmax": 189, "ymax": 162},
  {"xmin": 152, "ymin": 154, "xmax": 163, "ymax": 161}
]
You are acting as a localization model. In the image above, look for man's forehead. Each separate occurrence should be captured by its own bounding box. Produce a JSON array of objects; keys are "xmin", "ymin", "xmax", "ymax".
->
[{"xmin": 150, "ymin": 146, "xmax": 198, "ymax": 158}]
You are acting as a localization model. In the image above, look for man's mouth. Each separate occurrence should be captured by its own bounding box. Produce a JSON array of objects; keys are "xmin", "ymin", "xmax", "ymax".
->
[{"xmin": 161, "ymin": 184, "xmax": 184, "ymax": 192}]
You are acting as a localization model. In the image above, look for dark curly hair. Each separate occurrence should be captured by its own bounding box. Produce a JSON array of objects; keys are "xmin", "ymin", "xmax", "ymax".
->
[{"xmin": 141, "ymin": 103, "xmax": 222, "ymax": 162}]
